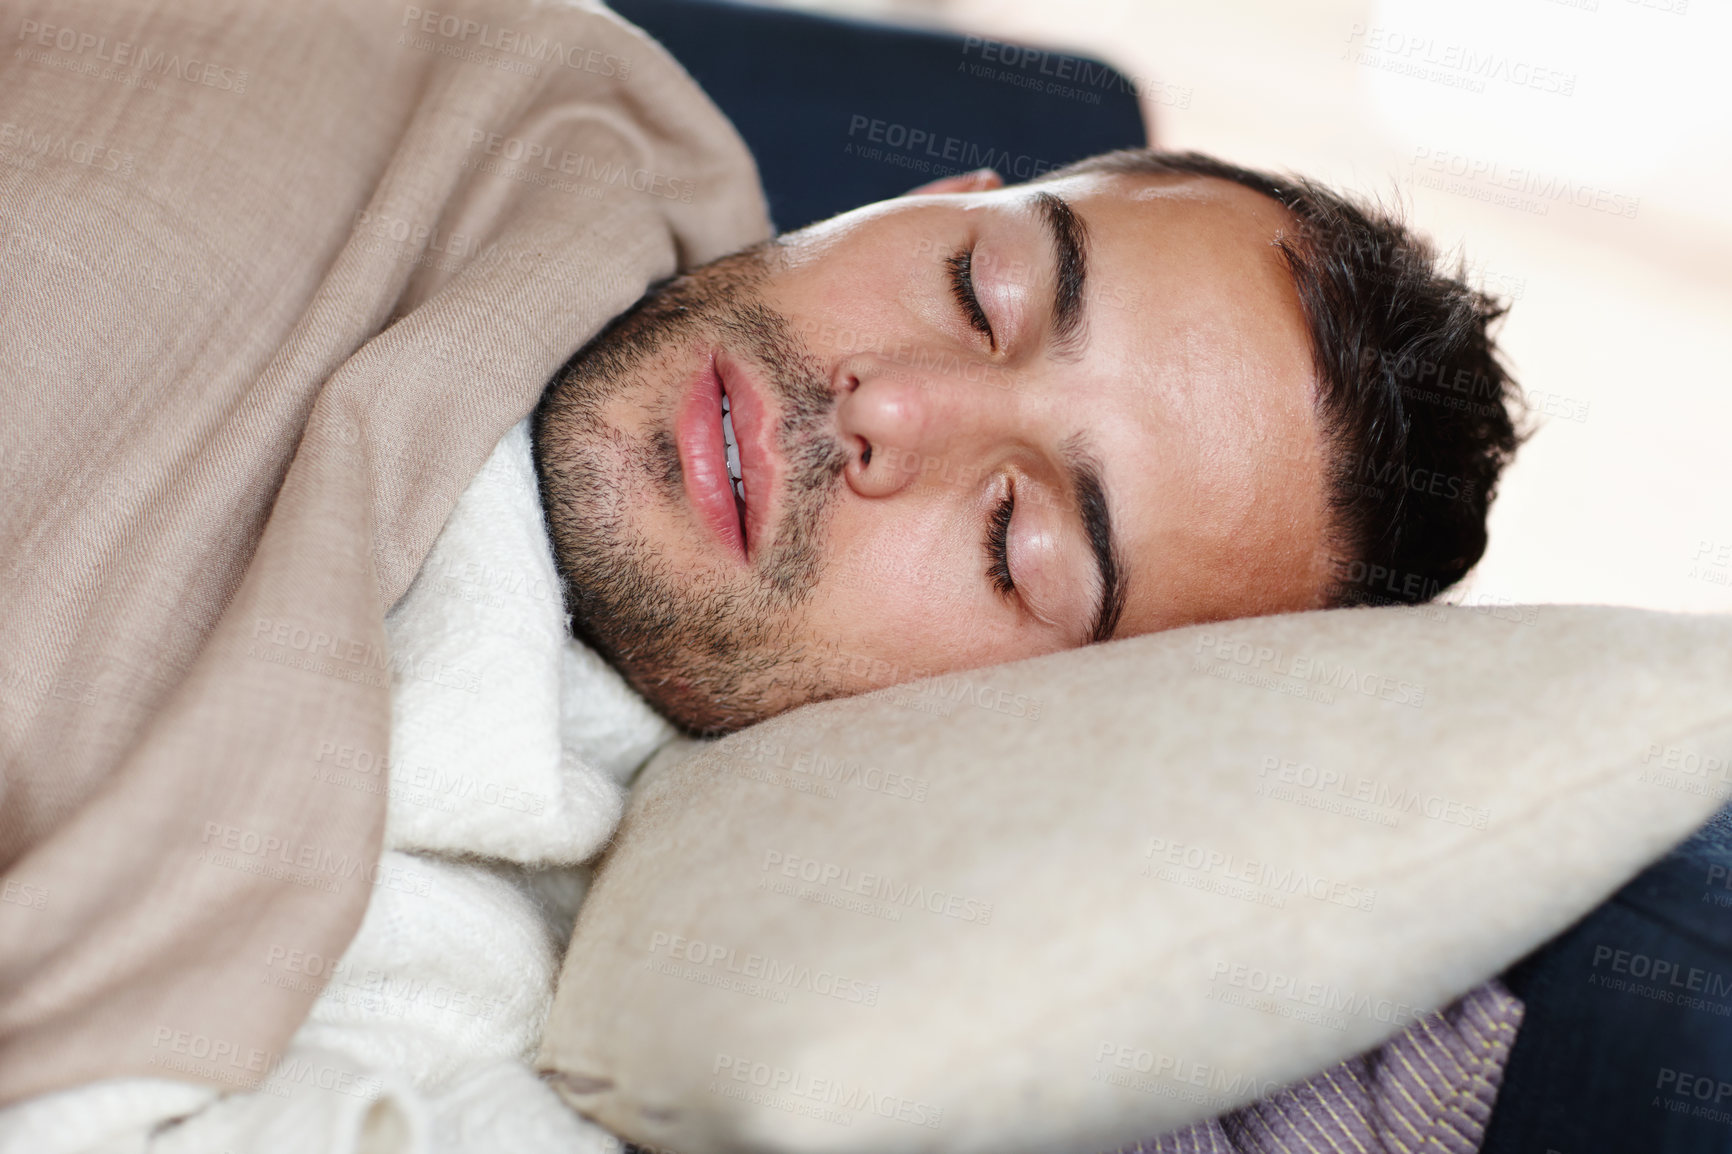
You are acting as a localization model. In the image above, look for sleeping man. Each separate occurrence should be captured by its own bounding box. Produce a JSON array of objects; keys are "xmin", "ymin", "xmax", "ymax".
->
[
  {"xmin": 533, "ymin": 150, "xmax": 1525, "ymax": 736},
  {"xmin": 0, "ymin": 0, "xmax": 1523, "ymax": 1145}
]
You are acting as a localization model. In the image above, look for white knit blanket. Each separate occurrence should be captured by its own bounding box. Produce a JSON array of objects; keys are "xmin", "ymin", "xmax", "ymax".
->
[{"xmin": 0, "ymin": 419, "xmax": 672, "ymax": 1154}]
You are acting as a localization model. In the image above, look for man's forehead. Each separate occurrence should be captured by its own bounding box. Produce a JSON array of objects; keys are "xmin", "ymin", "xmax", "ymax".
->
[
  {"xmin": 1058, "ymin": 169, "xmax": 1316, "ymax": 425},
  {"xmin": 1035, "ymin": 168, "xmax": 1293, "ymax": 221},
  {"xmin": 1037, "ymin": 172, "xmax": 1331, "ymax": 629}
]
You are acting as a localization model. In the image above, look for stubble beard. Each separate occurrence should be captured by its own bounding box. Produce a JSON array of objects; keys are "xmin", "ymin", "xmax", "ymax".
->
[{"xmin": 531, "ymin": 243, "xmax": 851, "ymax": 736}]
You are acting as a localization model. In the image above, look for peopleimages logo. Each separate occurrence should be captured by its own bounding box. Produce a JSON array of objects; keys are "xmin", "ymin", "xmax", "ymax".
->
[
  {"xmin": 1090, "ymin": 1042, "xmax": 1283, "ymax": 1105},
  {"xmin": 1143, "ymin": 836, "xmax": 1378, "ymax": 912},
  {"xmin": 249, "ymin": 615, "xmax": 481, "ymax": 694},
  {"xmin": 1638, "ymin": 741, "xmax": 1732, "ymax": 802},
  {"xmin": 0, "ymin": 878, "xmax": 48, "ymax": 911},
  {"xmin": 960, "ymin": 37, "xmax": 1133, "ymax": 92},
  {"xmin": 759, "ymin": 849, "xmax": 994, "ymax": 925},
  {"xmin": 462, "ymin": 129, "xmax": 695, "ymax": 202},
  {"xmin": 956, "ymin": 36, "xmax": 1192, "ymax": 109},
  {"xmin": 399, "ymin": 7, "xmax": 630, "ymax": 77},
  {"xmin": 15, "ymin": 19, "xmax": 250, "ymax": 94},
  {"xmin": 0, "ymin": 122, "xmax": 134, "ymax": 176},
  {"xmin": 711, "ymin": 1054, "xmax": 943, "ymax": 1130},
  {"xmin": 1191, "ymin": 633, "xmax": 1425, "ymax": 708},
  {"xmin": 1208, "ymin": 960, "xmax": 1435, "ymax": 1030},
  {"xmin": 1586, "ymin": 942, "xmax": 1732, "ymax": 1017},
  {"xmin": 844, "ymin": 114, "xmax": 1059, "ymax": 183},
  {"xmin": 818, "ymin": 647, "xmax": 1043, "ymax": 721},
  {"xmin": 1344, "ymin": 24, "xmax": 1577, "ymax": 97},
  {"xmin": 722, "ymin": 736, "xmax": 929, "ymax": 803},
  {"xmin": 1345, "ymin": 456, "xmax": 1475, "ymax": 505},
  {"xmin": 1256, "ymin": 756, "xmax": 1491, "ymax": 830},
  {"xmin": 200, "ymin": 822, "xmax": 433, "ymax": 898},
  {"xmin": 1655, "ymin": 1067, "xmax": 1732, "ymax": 1121},
  {"xmin": 646, "ymin": 930, "xmax": 881, "ymax": 1006},
  {"xmin": 1408, "ymin": 146, "xmax": 1641, "ymax": 219}
]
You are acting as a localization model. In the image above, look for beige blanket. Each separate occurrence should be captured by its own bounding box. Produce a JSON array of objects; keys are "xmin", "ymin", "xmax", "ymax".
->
[{"xmin": 0, "ymin": 0, "xmax": 767, "ymax": 1107}]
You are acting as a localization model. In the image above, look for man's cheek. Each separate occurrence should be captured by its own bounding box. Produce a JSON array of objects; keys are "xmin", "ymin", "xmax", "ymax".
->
[
  {"xmin": 822, "ymin": 504, "xmax": 972, "ymax": 609},
  {"xmin": 808, "ymin": 509, "xmax": 1009, "ymax": 689}
]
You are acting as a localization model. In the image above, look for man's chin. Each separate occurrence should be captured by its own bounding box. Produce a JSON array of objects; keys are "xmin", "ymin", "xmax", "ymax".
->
[
  {"xmin": 533, "ymin": 236, "xmax": 843, "ymax": 737},
  {"xmin": 578, "ymin": 626, "xmax": 787, "ymax": 738}
]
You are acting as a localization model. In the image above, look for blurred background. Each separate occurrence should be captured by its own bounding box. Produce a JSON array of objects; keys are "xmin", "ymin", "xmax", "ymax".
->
[{"xmin": 735, "ymin": 0, "xmax": 1732, "ymax": 616}]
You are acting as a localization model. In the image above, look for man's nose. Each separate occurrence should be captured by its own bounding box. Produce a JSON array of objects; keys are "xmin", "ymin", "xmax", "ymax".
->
[{"xmin": 833, "ymin": 358, "xmax": 957, "ymax": 498}]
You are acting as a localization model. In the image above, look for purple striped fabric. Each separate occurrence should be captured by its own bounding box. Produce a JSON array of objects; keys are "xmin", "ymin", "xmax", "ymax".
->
[{"xmin": 1120, "ymin": 980, "xmax": 1524, "ymax": 1154}]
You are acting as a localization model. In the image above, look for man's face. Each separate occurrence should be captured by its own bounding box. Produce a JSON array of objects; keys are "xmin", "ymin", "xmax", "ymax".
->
[{"xmin": 534, "ymin": 169, "xmax": 1332, "ymax": 735}]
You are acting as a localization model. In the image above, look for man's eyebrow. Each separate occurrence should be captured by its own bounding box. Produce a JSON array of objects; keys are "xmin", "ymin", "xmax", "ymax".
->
[
  {"xmin": 1035, "ymin": 190, "xmax": 1089, "ymax": 359},
  {"xmin": 1062, "ymin": 435, "xmax": 1126, "ymax": 644}
]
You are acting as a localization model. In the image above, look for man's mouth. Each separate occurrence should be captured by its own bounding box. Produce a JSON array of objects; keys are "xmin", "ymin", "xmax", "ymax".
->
[
  {"xmin": 675, "ymin": 348, "xmax": 775, "ymax": 565},
  {"xmin": 721, "ymin": 392, "xmax": 745, "ymax": 509}
]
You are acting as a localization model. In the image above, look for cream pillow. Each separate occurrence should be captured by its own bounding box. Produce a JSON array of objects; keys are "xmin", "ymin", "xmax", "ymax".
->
[{"xmin": 537, "ymin": 605, "xmax": 1732, "ymax": 1154}]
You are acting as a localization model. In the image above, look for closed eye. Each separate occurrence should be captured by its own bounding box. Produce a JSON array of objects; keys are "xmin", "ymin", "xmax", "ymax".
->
[
  {"xmin": 984, "ymin": 488, "xmax": 1015, "ymax": 598},
  {"xmin": 945, "ymin": 248, "xmax": 994, "ymax": 346}
]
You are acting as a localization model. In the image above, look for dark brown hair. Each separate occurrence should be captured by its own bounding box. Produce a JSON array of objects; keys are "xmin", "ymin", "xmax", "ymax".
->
[{"xmin": 1039, "ymin": 149, "xmax": 1529, "ymax": 606}]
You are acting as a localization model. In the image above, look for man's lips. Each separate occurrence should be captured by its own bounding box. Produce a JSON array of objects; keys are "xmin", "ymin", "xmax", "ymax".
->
[
  {"xmin": 674, "ymin": 348, "xmax": 779, "ymax": 564},
  {"xmin": 675, "ymin": 354, "xmax": 744, "ymax": 561},
  {"xmin": 716, "ymin": 348, "xmax": 777, "ymax": 557}
]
